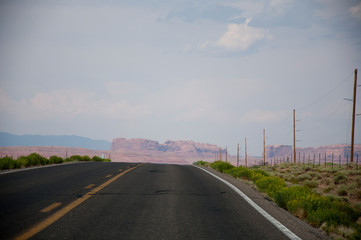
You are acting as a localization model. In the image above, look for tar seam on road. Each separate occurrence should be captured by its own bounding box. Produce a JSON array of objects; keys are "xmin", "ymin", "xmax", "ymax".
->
[
  {"xmin": 14, "ymin": 164, "xmax": 143, "ymax": 240},
  {"xmin": 196, "ymin": 166, "xmax": 302, "ymax": 240}
]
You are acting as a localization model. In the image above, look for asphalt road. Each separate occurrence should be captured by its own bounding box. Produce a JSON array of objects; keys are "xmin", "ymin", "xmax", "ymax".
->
[{"xmin": 0, "ymin": 162, "xmax": 327, "ymax": 240}]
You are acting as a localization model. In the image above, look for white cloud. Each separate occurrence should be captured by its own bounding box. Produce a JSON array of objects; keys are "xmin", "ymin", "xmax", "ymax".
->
[
  {"xmin": 239, "ymin": 110, "xmax": 288, "ymax": 123},
  {"xmin": 215, "ymin": 18, "xmax": 272, "ymax": 51},
  {"xmin": 0, "ymin": 88, "xmax": 151, "ymax": 121},
  {"xmin": 349, "ymin": 2, "xmax": 361, "ymax": 19},
  {"xmin": 268, "ymin": 0, "xmax": 293, "ymax": 15}
]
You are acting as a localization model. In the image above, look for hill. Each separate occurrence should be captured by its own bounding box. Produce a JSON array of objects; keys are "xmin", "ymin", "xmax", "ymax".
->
[{"xmin": 0, "ymin": 132, "xmax": 111, "ymax": 150}]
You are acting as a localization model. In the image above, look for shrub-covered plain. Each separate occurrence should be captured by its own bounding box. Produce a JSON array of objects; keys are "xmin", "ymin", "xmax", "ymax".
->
[{"xmin": 0, "ymin": 153, "xmax": 111, "ymax": 170}]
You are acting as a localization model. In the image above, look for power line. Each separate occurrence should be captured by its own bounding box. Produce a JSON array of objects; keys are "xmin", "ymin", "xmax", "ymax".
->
[{"xmin": 297, "ymin": 72, "xmax": 353, "ymax": 111}]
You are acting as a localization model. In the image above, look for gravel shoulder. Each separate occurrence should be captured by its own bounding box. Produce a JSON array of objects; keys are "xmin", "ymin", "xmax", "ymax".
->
[{"xmin": 198, "ymin": 166, "xmax": 331, "ymax": 240}]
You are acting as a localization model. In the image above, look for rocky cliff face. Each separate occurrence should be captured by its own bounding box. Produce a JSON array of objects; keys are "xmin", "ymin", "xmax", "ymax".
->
[
  {"xmin": 109, "ymin": 138, "xmax": 222, "ymax": 164},
  {"xmin": 111, "ymin": 138, "xmax": 160, "ymax": 152},
  {"xmin": 111, "ymin": 138, "xmax": 220, "ymax": 154},
  {"xmin": 266, "ymin": 144, "xmax": 361, "ymax": 160}
]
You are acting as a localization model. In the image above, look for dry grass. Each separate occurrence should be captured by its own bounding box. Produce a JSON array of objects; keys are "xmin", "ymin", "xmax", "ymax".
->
[{"xmin": 260, "ymin": 163, "xmax": 361, "ymax": 206}]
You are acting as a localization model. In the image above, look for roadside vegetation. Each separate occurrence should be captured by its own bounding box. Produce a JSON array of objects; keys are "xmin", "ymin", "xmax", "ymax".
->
[
  {"xmin": 194, "ymin": 160, "xmax": 361, "ymax": 240},
  {"xmin": 0, "ymin": 153, "xmax": 111, "ymax": 170}
]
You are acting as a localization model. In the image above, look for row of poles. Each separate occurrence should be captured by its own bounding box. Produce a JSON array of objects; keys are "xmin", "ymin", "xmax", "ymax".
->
[
  {"xmin": 292, "ymin": 69, "xmax": 358, "ymax": 164},
  {"xmin": 215, "ymin": 69, "xmax": 359, "ymax": 168}
]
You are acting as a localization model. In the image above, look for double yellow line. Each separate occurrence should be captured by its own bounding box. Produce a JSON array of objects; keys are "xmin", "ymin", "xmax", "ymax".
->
[{"xmin": 15, "ymin": 164, "xmax": 142, "ymax": 240}]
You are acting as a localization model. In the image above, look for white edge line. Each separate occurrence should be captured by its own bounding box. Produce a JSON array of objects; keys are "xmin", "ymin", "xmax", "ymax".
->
[{"xmin": 195, "ymin": 166, "xmax": 302, "ymax": 240}]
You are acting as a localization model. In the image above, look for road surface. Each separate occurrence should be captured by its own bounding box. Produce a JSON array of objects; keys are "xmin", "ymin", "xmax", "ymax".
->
[{"xmin": 0, "ymin": 162, "xmax": 328, "ymax": 240}]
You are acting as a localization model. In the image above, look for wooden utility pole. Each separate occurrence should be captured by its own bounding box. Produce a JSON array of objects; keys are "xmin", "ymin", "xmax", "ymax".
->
[
  {"xmin": 263, "ymin": 129, "xmax": 266, "ymax": 165},
  {"xmin": 245, "ymin": 137, "xmax": 247, "ymax": 167},
  {"xmin": 351, "ymin": 69, "xmax": 358, "ymax": 163},
  {"xmin": 293, "ymin": 109, "xmax": 296, "ymax": 163},
  {"xmin": 237, "ymin": 143, "xmax": 240, "ymax": 167},
  {"xmin": 226, "ymin": 146, "xmax": 228, "ymax": 163}
]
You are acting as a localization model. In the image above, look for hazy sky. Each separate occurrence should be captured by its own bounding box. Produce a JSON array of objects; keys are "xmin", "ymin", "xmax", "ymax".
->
[{"xmin": 1, "ymin": 0, "xmax": 361, "ymax": 155}]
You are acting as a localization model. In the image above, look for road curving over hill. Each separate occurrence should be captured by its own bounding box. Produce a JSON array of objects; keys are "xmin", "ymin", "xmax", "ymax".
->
[{"xmin": 0, "ymin": 162, "xmax": 329, "ymax": 240}]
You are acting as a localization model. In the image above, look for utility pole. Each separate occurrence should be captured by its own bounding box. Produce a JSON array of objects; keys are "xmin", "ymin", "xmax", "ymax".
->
[
  {"xmin": 220, "ymin": 148, "xmax": 222, "ymax": 161},
  {"xmin": 237, "ymin": 143, "xmax": 240, "ymax": 167},
  {"xmin": 293, "ymin": 109, "xmax": 296, "ymax": 163},
  {"xmin": 263, "ymin": 129, "xmax": 266, "ymax": 165},
  {"xmin": 351, "ymin": 69, "xmax": 358, "ymax": 163},
  {"xmin": 245, "ymin": 137, "xmax": 247, "ymax": 168},
  {"xmin": 226, "ymin": 146, "xmax": 228, "ymax": 163}
]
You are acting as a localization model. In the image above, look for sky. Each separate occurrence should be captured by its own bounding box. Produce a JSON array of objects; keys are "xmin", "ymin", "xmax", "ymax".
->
[{"xmin": 0, "ymin": 0, "xmax": 361, "ymax": 156}]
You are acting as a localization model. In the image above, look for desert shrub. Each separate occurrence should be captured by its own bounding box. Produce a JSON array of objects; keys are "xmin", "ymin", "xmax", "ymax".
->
[
  {"xmin": 286, "ymin": 199, "xmax": 305, "ymax": 217},
  {"xmin": 92, "ymin": 156, "xmax": 103, "ymax": 161},
  {"xmin": 225, "ymin": 167, "xmax": 252, "ymax": 180},
  {"xmin": 255, "ymin": 176, "xmax": 286, "ymax": 195},
  {"xmin": 0, "ymin": 156, "xmax": 21, "ymax": 170},
  {"xmin": 310, "ymin": 172, "xmax": 322, "ymax": 180},
  {"xmin": 194, "ymin": 161, "xmax": 209, "ymax": 166},
  {"xmin": 307, "ymin": 208, "xmax": 352, "ymax": 227},
  {"xmin": 303, "ymin": 180, "xmax": 319, "ymax": 188},
  {"xmin": 82, "ymin": 156, "xmax": 91, "ymax": 161},
  {"xmin": 303, "ymin": 166, "xmax": 312, "ymax": 172},
  {"xmin": 323, "ymin": 187, "xmax": 333, "ymax": 193},
  {"xmin": 272, "ymin": 185, "xmax": 313, "ymax": 208},
  {"xmin": 288, "ymin": 175, "xmax": 299, "ymax": 184},
  {"xmin": 297, "ymin": 173, "xmax": 312, "ymax": 182},
  {"xmin": 69, "ymin": 155, "xmax": 82, "ymax": 162},
  {"xmin": 355, "ymin": 191, "xmax": 361, "ymax": 200},
  {"xmin": 210, "ymin": 161, "xmax": 234, "ymax": 173},
  {"xmin": 49, "ymin": 156, "xmax": 63, "ymax": 164},
  {"xmin": 253, "ymin": 169, "xmax": 270, "ymax": 177},
  {"xmin": 27, "ymin": 153, "xmax": 48, "ymax": 166},
  {"xmin": 334, "ymin": 174, "xmax": 348, "ymax": 184}
]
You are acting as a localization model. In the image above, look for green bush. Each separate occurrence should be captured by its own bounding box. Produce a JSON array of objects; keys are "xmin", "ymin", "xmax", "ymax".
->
[
  {"xmin": 92, "ymin": 156, "xmax": 103, "ymax": 161},
  {"xmin": 297, "ymin": 173, "xmax": 312, "ymax": 182},
  {"xmin": 26, "ymin": 153, "xmax": 48, "ymax": 166},
  {"xmin": 225, "ymin": 167, "xmax": 252, "ymax": 180},
  {"xmin": 81, "ymin": 156, "xmax": 91, "ymax": 161},
  {"xmin": 303, "ymin": 180, "xmax": 319, "ymax": 188},
  {"xmin": 69, "ymin": 155, "xmax": 82, "ymax": 162},
  {"xmin": 0, "ymin": 156, "xmax": 20, "ymax": 170},
  {"xmin": 194, "ymin": 161, "xmax": 209, "ymax": 166},
  {"xmin": 49, "ymin": 156, "xmax": 63, "ymax": 164},
  {"xmin": 210, "ymin": 161, "xmax": 234, "ymax": 173},
  {"xmin": 307, "ymin": 208, "xmax": 351, "ymax": 227},
  {"xmin": 272, "ymin": 185, "xmax": 314, "ymax": 208},
  {"xmin": 334, "ymin": 174, "xmax": 348, "ymax": 184},
  {"xmin": 0, "ymin": 153, "xmax": 112, "ymax": 171},
  {"xmin": 255, "ymin": 176, "xmax": 286, "ymax": 195},
  {"xmin": 337, "ymin": 188, "xmax": 348, "ymax": 196}
]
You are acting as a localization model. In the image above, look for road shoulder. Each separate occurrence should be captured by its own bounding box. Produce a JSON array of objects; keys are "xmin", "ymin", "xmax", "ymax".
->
[{"xmin": 197, "ymin": 166, "xmax": 330, "ymax": 240}]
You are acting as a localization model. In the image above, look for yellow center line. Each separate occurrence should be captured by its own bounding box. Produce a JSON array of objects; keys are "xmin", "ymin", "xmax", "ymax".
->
[
  {"xmin": 15, "ymin": 164, "xmax": 143, "ymax": 240},
  {"xmin": 40, "ymin": 202, "xmax": 62, "ymax": 213},
  {"xmin": 84, "ymin": 184, "xmax": 95, "ymax": 189},
  {"xmin": 105, "ymin": 174, "xmax": 112, "ymax": 178}
]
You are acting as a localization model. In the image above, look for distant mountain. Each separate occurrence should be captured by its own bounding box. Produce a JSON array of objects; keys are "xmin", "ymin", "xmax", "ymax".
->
[
  {"xmin": 111, "ymin": 137, "xmax": 221, "ymax": 154},
  {"xmin": 0, "ymin": 132, "xmax": 111, "ymax": 150},
  {"xmin": 266, "ymin": 144, "xmax": 361, "ymax": 161},
  {"xmin": 110, "ymin": 137, "xmax": 224, "ymax": 164}
]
